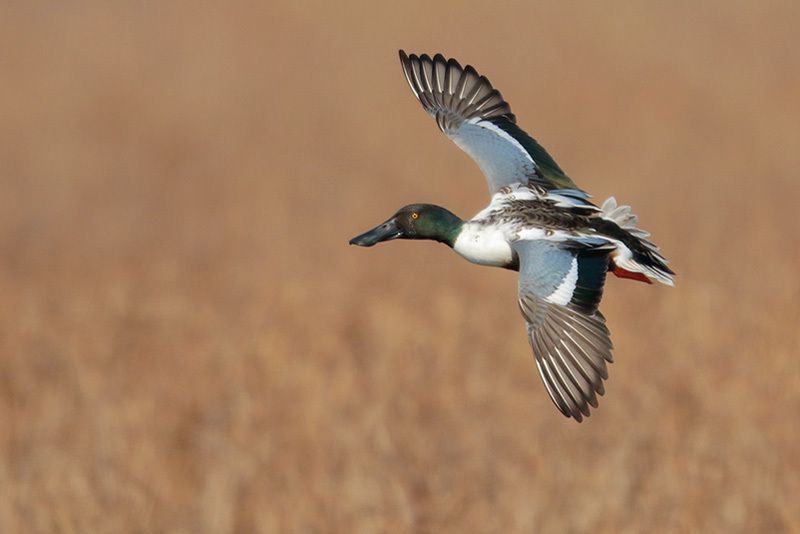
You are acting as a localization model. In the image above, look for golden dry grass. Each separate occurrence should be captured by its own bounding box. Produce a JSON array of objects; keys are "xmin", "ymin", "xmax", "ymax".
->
[{"xmin": 1, "ymin": 2, "xmax": 799, "ymax": 532}]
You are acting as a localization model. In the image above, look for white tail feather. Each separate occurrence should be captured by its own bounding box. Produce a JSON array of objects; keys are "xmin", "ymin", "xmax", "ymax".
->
[{"xmin": 601, "ymin": 197, "xmax": 649, "ymax": 237}]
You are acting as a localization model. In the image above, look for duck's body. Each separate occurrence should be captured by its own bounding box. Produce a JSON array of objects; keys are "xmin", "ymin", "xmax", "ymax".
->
[
  {"xmin": 452, "ymin": 183, "xmax": 673, "ymax": 284},
  {"xmin": 350, "ymin": 51, "xmax": 674, "ymax": 422}
]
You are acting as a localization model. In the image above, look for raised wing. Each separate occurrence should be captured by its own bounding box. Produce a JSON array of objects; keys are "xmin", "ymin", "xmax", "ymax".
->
[
  {"xmin": 513, "ymin": 239, "xmax": 615, "ymax": 422},
  {"xmin": 399, "ymin": 51, "xmax": 580, "ymax": 196}
]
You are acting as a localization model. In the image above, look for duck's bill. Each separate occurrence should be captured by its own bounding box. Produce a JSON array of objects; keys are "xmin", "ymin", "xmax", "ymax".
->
[{"xmin": 349, "ymin": 218, "xmax": 401, "ymax": 247}]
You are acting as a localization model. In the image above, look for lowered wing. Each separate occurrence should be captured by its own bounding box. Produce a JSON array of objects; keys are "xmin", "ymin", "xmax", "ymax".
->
[{"xmin": 513, "ymin": 239, "xmax": 615, "ymax": 422}]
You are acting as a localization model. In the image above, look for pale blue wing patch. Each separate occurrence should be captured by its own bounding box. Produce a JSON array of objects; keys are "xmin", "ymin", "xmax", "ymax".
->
[
  {"xmin": 450, "ymin": 118, "xmax": 538, "ymax": 194},
  {"xmin": 515, "ymin": 240, "xmax": 577, "ymax": 305}
]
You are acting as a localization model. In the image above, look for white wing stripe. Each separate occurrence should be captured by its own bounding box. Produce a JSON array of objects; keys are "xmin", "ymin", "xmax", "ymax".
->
[{"xmin": 546, "ymin": 256, "xmax": 578, "ymax": 305}]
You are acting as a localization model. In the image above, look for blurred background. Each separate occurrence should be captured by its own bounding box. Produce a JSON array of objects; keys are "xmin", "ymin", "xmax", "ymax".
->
[{"xmin": 1, "ymin": 1, "xmax": 798, "ymax": 532}]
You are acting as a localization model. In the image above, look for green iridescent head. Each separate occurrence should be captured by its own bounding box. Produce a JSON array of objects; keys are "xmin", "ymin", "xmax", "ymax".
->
[{"xmin": 349, "ymin": 204, "xmax": 463, "ymax": 247}]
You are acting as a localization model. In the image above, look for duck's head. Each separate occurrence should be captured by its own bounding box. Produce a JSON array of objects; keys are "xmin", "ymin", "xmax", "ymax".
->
[{"xmin": 349, "ymin": 204, "xmax": 463, "ymax": 247}]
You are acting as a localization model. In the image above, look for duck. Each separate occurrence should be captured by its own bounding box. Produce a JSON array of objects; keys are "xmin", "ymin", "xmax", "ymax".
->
[{"xmin": 349, "ymin": 51, "xmax": 674, "ymax": 422}]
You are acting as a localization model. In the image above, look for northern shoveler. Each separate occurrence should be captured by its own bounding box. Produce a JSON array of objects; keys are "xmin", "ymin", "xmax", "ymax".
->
[{"xmin": 350, "ymin": 51, "xmax": 674, "ymax": 422}]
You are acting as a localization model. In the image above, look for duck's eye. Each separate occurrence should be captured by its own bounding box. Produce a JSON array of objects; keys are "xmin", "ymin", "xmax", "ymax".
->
[{"xmin": 411, "ymin": 212, "xmax": 419, "ymax": 220}]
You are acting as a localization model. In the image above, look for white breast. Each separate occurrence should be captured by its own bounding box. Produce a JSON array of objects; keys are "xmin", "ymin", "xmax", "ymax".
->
[{"xmin": 453, "ymin": 224, "xmax": 514, "ymax": 267}]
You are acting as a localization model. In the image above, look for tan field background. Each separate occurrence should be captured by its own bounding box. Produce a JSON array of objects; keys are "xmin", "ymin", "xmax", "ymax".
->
[{"xmin": 1, "ymin": 2, "xmax": 799, "ymax": 532}]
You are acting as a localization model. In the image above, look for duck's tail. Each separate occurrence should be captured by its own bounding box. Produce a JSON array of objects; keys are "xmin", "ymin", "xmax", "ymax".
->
[{"xmin": 595, "ymin": 197, "xmax": 675, "ymax": 286}]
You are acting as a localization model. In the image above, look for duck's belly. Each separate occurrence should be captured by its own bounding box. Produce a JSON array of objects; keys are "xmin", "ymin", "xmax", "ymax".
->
[{"xmin": 453, "ymin": 225, "xmax": 514, "ymax": 267}]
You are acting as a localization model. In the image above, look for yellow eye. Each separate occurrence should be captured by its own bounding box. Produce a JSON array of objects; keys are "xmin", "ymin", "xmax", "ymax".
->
[{"xmin": 411, "ymin": 212, "xmax": 419, "ymax": 220}]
